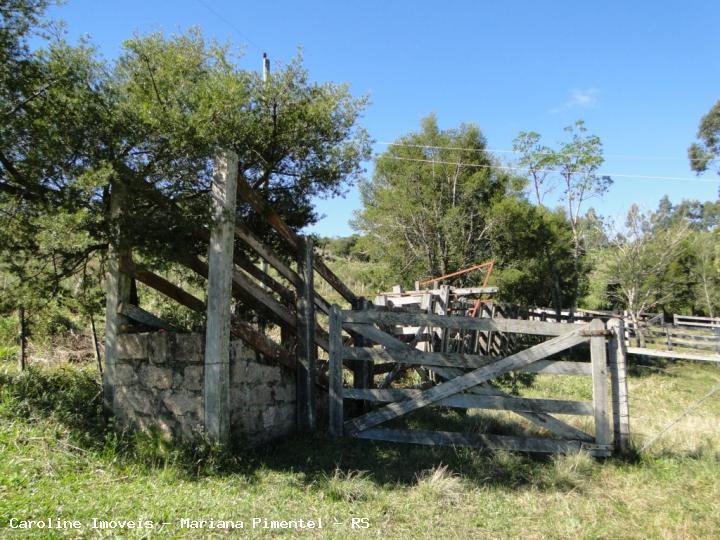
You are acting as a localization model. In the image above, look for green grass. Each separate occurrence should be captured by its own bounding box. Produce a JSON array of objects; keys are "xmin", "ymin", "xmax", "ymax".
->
[{"xmin": 1, "ymin": 360, "xmax": 719, "ymax": 539}]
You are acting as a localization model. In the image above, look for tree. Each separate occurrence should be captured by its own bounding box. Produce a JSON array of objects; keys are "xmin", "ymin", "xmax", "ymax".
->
[
  {"xmin": 598, "ymin": 205, "xmax": 690, "ymax": 331},
  {"xmin": 688, "ymin": 99, "xmax": 720, "ymax": 194},
  {"xmin": 513, "ymin": 120, "xmax": 611, "ymax": 314},
  {"xmin": 0, "ymin": 3, "xmax": 370, "ymax": 313},
  {"xmin": 353, "ymin": 114, "xmax": 519, "ymax": 284}
]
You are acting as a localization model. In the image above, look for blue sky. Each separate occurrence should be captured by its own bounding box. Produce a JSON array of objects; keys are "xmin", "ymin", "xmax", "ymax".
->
[{"xmin": 49, "ymin": 0, "xmax": 720, "ymax": 236}]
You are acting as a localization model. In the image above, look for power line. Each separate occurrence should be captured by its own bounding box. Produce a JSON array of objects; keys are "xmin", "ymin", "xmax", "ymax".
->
[
  {"xmin": 377, "ymin": 141, "xmax": 709, "ymax": 163},
  {"xmin": 193, "ymin": 0, "xmax": 263, "ymax": 52},
  {"xmin": 376, "ymin": 155, "xmax": 719, "ymax": 183}
]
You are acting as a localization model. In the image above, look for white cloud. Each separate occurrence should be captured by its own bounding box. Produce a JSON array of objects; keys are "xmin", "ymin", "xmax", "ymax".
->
[{"xmin": 550, "ymin": 88, "xmax": 600, "ymax": 114}]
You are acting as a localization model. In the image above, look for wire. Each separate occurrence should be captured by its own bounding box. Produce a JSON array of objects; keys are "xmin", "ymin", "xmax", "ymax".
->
[
  {"xmin": 193, "ymin": 0, "xmax": 263, "ymax": 53},
  {"xmin": 377, "ymin": 141, "xmax": 710, "ymax": 163},
  {"xmin": 375, "ymin": 155, "xmax": 719, "ymax": 183}
]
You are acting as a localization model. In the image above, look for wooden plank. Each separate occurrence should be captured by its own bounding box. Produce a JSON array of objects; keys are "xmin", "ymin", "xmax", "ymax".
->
[
  {"xmin": 351, "ymin": 297, "xmax": 372, "ymax": 410},
  {"xmin": 341, "ymin": 322, "xmax": 593, "ymax": 441},
  {"xmin": 296, "ymin": 236, "xmax": 317, "ymax": 432},
  {"xmin": 343, "ymin": 310, "xmax": 577, "ymax": 336},
  {"xmin": 121, "ymin": 260, "xmax": 205, "ymax": 313},
  {"xmin": 344, "ymin": 327, "xmax": 589, "ymax": 435},
  {"xmin": 328, "ymin": 305, "xmax": 344, "ymax": 438},
  {"xmin": 118, "ymin": 302, "xmax": 179, "ymax": 332},
  {"xmin": 354, "ymin": 428, "xmax": 614, "ymax": 455},
  {"xmin": 344, "ymin": 346, "xmax": 496, "ymax": 369},
  {"xmin": 204, "ymin": 150, "xmax": 238, "ymax": 445},
  {"xmin": 431, "ymin": 366, "xmax": 595, "ymax": 443},
  {"xmin": 590, "ymin": 319, "xmax": 611, "ymax": 447},
  {"xmin": 233, "ymin": 249, "xmax": 294, "ymax": 304},
  {"xmin": 345, "ymin": 347, "xmax": 591, "ymax": 376},
  {"xmin": 343, "ymin": 388, "xmax": 594, "ymax": 415},
  {"xmin": 231, "ymin": 319, "xmax": 294, "ymax": 372},
  {"xmin": 626, "ymin": 347, "xmax": 720, "ymax": 363},
  {"xmin": 607, "ymin": 318, "xmax": 630, "ymax": 453},
  {"xmin": 234, "ymin": 222, "xmax": 300, "ymax": 285}
]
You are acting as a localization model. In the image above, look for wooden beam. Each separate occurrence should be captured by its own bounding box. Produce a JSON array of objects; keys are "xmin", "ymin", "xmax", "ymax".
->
[
  {"xmin": 296, "ymin": 236, "xmax": 316, "ymax": 431},
  {"xmin": 328, "ymin": 305, "xmax": 344, "ymax": 437},
  {"xmin": 344, "ymin": 328, "xmax": 589, "ymax": 435},
  {"xmin": 230, "ymin": 319, "xmax": 294, "ymax": 371},
  {"xmin": 590, "ymin": 319, "xmax": 611, "ymax": 447},
  {"xmin": 607, "ymin": 318, "xmax": 630, "ymax": 453},
  {"xmin": 118, "ymin": 302, "xmax": 180, "ymax": 332},
  {"xmin": 353, "ymin": 428, "xmax": 612, "ymax": 455},
  {"xmin": 121, "ymin": 260, "xmax": 205, "ymax": 313},
  {"xmin": 343, "ymin": 388, "xmax": 594, "ymax": 415},
  {"xmin": 233, "ymin": 249, "xmax": 294, "ymax": 304},
  {"xmin": 204, "ymin": 150, "xmax": 238, "ymax": 445},
  {"xmin": 343, "ymin": 310, "xmax": 579, "ymax": 336},
  {"xmin": 344, "ymin": 346, "xmax": 497, "ymax": 370},
  {"xmin": 626, "ymin": 347, "xmax": 720, "ymax": 363}
]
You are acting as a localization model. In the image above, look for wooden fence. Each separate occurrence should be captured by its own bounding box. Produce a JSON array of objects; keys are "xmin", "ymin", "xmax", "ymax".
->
[{"xmin": 328, "ymin": 308, "xmax": 630, "ymax": 456}]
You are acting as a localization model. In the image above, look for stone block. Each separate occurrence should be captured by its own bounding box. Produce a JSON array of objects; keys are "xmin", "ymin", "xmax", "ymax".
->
[
  {"xmin": 162, "ymin": 390, "xmax": 201, "ymax": 417},
  {"xmin": 148, "ymin": 332, "xmax": 169, "ymax": 363},
  {"xmin": 183, "ymin": 365, "xmax": 203, "ymax": 391},
  {"xmin": 113, "ymin": 386, "xmax": 156, "ymax": 415},
  {"xmin": 272, "ymin": 383, "xmax": 295, "ymax": 403},
  {"xmin": 176, "ymin": 333, "xmax": 204, "ymax": 363},
  {"xmin": 139, "ymin": 364, "xmax": 173, "ymax": 390},
  {"xmin": 113, "ymin": 363, "xmax": 137, "ymax": 386},
  {"xmin": 116, "ymin": 334, "xmax": 147, "ymax": 360}
]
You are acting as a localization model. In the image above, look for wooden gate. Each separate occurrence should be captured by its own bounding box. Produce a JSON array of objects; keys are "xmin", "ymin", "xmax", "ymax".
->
[{"xmin": 328, "ymin": 307, "xmax": 630, "ymax": 456}]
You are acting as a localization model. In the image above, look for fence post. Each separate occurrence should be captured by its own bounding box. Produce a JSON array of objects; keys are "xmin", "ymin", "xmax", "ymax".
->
[
  {"xmin": 17, "ymin": 307, "xmax": 26, "ymax": 372},
  {"xmin": 352, "ymin": 297, "xmax": 371, "ymax": 411},
  {"xmin": 203, "ymin": 150, "xmax": 238, "ymax": 445},
  {"xmin": 296, "ymin": 236, "xmax": 316, "ymax": 431},
  {"xmin": 607, "ymin": 318, "xmax": 631, "ymax": 453},
  {"xmin": 103, "ymin": 180, "xmax": 133, "ymax": 408},
  {"xmin": 590, "ymin": 318, "xmax": 611, "ymax": 448},
  {"xmin": 328, "ymin": 304, "xmax": 344, "ymax": 437}
]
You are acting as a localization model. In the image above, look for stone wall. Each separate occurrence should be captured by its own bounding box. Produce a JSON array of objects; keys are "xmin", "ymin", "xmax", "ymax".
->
[{"xmin": 112, "ymin": 332, "xmax": 296, "ymax": 445}]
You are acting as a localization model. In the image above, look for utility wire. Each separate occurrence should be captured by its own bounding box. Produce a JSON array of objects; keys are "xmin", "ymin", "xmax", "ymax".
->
[
  {"xmin": 640, "ymin": 381, "xmax": 720, "ymax": 452},
  {"xmin": 193, "ymin": 0, "xmax": 263, "ymax": 52},
  {"xmin": 375, "ymin": 155, "xmax": 718, "ymax": 183},
  {"xmin": 377, "ymin": 141, "xmax": 710, "ymax": 164}
]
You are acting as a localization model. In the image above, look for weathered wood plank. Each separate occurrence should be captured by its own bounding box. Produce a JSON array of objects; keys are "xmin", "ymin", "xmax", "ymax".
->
[
  {"xmin": 431, "ymin": 366, "xmax": 595, "ymax": 443},
  {"xmin": 354, "ymin": 428, "xmax": 613, "ymax": 455},
  {"xmin": 121, "ymin": 260, "xmax": 205, "ymax": 313},
  {"xmin": 328, "ymin": 305, "xmax": 344, "ymax": 438},
  {"xmin": 607, "ymin": 318, "xmax": 630, "ymax": 453},
  {"xmin": 118, "ymin": 302, "xmax": 179, "ymax": 332},
  {"xmin": 343, "ymin": 310, "xmax": 579, "ymax": 336},
  {"xmin": 343, "ymin": 388, "xmax": 594, "ymax": 415},
  {"xmin": 230, "ymin": 319, "xmax": 294, "ymax": 372},
  {"xmin": 204, "ymin": 150, "xmax": 238, "ymax": 445},
  {"xmin": 233, "ymin": 249, "xmax": 294, "ymax": 304},
  {"xmin": 344, "ymin": 328, "xmax": 589, "ymax": 435},
  {"xmin": 626, "ymin": 347, "xmax": 720, "ymax": 363},
  {"xmin": 522, "ymin": 360, "xmax": 592, "ymax": 376},
  {"xmin": 590, "ymin": 319, "xmax": 611, "ymax": 447},
  {"xmin": 296, "ymin": 236, "xmax": 316, "ymax": 431}
]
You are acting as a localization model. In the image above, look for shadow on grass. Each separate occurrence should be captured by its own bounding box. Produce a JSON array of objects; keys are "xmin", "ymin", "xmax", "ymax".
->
[{"xmin": 0, "ymin": 364, "xmax": 669, "ymax": 493}]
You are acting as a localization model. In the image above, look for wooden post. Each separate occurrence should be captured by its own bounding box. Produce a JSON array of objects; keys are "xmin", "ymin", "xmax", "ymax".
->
[
  {"xmin": 90, "ymin": 313, "xmax": 102, "ymax": 375},
  {"xmin": 296, "ymin": 236, "xmax": 316, "ymax": 431},
  {"xmin": 352, "ymin": 297, "xmax": 371, "ymax": 411},
  {"xmin": 437, "ymin": 285, "xmax": 451, "ymax": 353},
  {"xmin": 203, "ymin": 151, "xmax": 238, "ymax": 445},
  {"xmin": 607, "ymin": 318, "xmax": 631, "ymax": 453},
  {"xmin": 17, "ymin": 307, "xmax": 26, "ymax": 372},
  {"xmin": 103, "ymin": 180, "xmax": 133, "ymax": 407},
  {"xmin": 590, "ymin": 319, "xmax": 611, "ymax": 447},
  {"xmin": 328, "ymin": 304, "xmax": 344, "ymax": 437}
]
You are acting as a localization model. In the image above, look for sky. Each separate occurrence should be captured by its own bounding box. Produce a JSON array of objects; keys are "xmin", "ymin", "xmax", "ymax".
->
[{"xmin": 48, "ymin": 0, "xmax": 720, "ymax": 236}]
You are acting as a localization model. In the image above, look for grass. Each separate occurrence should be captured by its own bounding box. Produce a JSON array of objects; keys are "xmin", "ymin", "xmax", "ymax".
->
[{"xmin": 1, "ymin": 359, "xmax": 719, "ymax": 538}]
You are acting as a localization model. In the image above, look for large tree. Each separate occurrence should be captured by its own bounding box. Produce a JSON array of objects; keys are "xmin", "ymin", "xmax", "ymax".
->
[
  {"xmin": 0, "ymin": 1, "xmax": 370, "ymax": 314},
  {"xmin": 353, "ymin": 114, "xmax": 519, "ymax": 284},
  {"xmin": 688, "ymin": 99, "xmax": 720, "ymax": 195}
]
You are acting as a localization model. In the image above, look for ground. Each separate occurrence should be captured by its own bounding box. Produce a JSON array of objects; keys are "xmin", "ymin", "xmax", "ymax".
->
[{"xmin": 0, "ymin": 358, "xmax": 718, "ymax": 539}]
